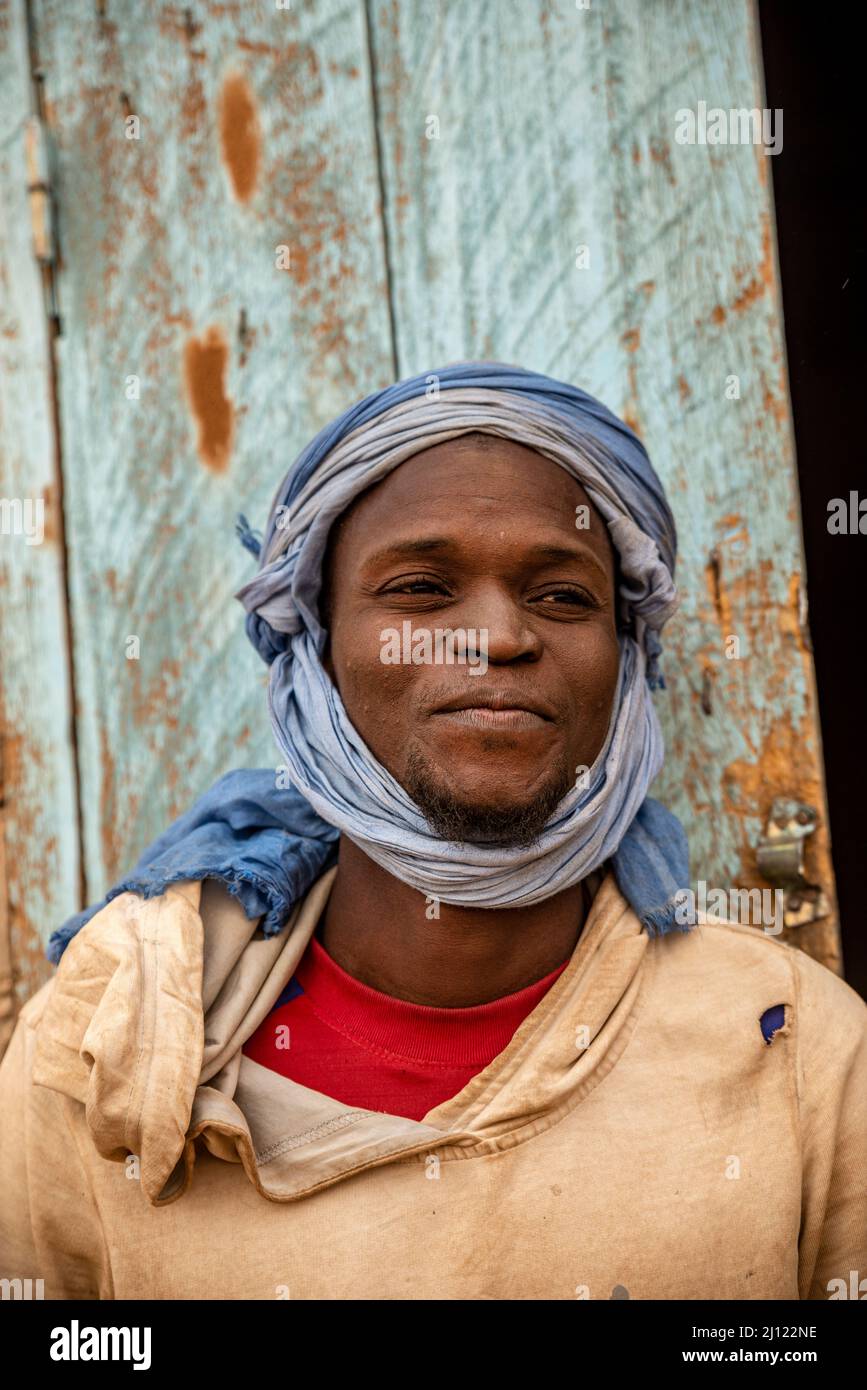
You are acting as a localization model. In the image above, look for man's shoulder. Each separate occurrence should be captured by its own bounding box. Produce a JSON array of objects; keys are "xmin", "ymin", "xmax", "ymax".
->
[
  {"xmin": 701, "ymin": 917, "xmax": 865, "ymax": 1016},
  {"xmin": 651, "ymin": 908, "xmax": 800, "ymax": 981},
  {"xmin": 648, "ymin": 912, "xmax": 867, "ymax": 1055}
]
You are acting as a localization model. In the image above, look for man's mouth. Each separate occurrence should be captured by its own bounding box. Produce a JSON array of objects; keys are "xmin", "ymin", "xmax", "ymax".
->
[
  {"xmin": 430, "ymin": 692, "xmax": 556, "ymax": 731},
  {"xmin": 435, "ymin": 707, "xmax": 548, "ymax": 730}
]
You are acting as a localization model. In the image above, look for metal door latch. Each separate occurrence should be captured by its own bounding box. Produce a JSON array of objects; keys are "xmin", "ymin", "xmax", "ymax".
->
[{"xmin": 756, "ymin": 798, "xmax": 829, "ymax": 928}]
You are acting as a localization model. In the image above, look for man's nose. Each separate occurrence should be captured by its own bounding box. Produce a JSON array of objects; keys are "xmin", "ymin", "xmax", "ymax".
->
[{"xmin": 454, "ymin": 582, "xmax": 543, "ymax": 662}]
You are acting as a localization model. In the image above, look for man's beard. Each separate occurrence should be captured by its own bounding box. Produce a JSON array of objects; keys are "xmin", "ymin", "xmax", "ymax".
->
[{"xmin": 402, "ymin": 743, "xmax": 574, "ymax": 848}]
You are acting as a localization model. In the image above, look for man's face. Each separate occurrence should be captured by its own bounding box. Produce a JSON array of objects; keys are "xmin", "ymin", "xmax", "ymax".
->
[{"xmin": 321, "ymin": 435, "xmax": 621, "ymax": 846}]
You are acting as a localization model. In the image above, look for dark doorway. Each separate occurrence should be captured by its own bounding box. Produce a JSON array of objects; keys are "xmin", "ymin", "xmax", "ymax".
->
[{"xmin": 758, "ymin": 1, "xmax": 866, "ymax": 997}]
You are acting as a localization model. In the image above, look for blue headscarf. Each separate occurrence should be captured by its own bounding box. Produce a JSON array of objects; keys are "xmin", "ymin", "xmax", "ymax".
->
[{"xmin": 48, "ymin": 362, "xmax": 689, "ymax": 963}]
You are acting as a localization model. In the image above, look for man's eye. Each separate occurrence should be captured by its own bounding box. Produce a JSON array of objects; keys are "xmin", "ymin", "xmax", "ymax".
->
[
  {"xmin": 534, "ymin": 588, "xmax": 595, "ymax": 607},
  {"xmin": 386, "ymin": 577, "xmax": 448, "ymax": 594}
]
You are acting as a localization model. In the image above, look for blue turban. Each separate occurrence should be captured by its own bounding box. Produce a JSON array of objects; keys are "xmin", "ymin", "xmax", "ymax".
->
[{"xmin": 48, "ymin": 362, "xmax": 689, "ymax": 963}]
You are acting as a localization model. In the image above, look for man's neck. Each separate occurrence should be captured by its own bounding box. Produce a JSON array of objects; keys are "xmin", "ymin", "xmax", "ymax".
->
[{"xmin": 316, "ymin": 835, "xmax": 589, "ymax": 1008}]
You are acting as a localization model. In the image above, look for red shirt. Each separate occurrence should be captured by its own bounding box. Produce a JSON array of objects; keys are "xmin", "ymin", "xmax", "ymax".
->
[{"xmin": 242, "ymin": 930, "xmax": 570, "ymax": 1122}]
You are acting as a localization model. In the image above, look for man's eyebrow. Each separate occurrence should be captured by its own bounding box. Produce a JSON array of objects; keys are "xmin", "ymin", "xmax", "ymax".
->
[
  {"xmin": 362, "ymin": 537, "xmax": 612, "ymax": 582},
  {"xmin": 526, "ymin": 544, "xmax": 610, "ymax": 579},
  {"xmin": 363, "ymin": 538, "xmax": 453, "ymax": 566}
]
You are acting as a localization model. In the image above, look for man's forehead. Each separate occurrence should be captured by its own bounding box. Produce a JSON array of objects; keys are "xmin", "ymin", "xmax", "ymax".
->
[
  {"xmin": 333, "ymin": 437, "xmax": 608, "ymax": 540},
  {"xmin": 320, "ymin": 471, "xmax": 616, "ymax": 611}
]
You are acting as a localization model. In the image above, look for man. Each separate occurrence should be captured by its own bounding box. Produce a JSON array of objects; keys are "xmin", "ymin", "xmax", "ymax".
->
[{"xmin": 1, "ymin": 362, "xmax": 864, "ymax": 1300}]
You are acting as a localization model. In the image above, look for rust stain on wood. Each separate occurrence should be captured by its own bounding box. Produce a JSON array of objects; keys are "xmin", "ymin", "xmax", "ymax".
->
[
  {"xmin": 705, "ymin": 547, "xmax": 732, "ymax": 633},
  {"xmin": 182, "ymin": 73, "xmax": 207, "ymax": 138},
  {"xmin": 98, "ymin": 720, "xmax": 119, "ymax": 878},
  {"xmin": 700, "ymin": 666, "xmax": 714, "ymax": 716},
  {"xmin": 129, "ymin": 656, "xmax": 184, "ymax": 731},
  {"xmin": 622, "ymin": 407, "xmax": 641, "ymax": 435},
  {"xmin": 219, "ymin": 70, "xmax": 261, "ymax": 203},
  {"xmin": 758, "ymin": 355, "xmax": 790, "ymax": 424},
  {"xmin": 40, "ymin": 482, "xmax": 59, "ymax": 544},
  {"xmin": 183, "ymin": 325, "xmax": 235, "ymax": 472},
  {"xmin": 2, "ymin": 727, "xmax": 55, "ymax": 1002},
  {"xmin": 237, "ymin": 38, "xmax": 280, "ymax": 56},
  {"xmin": 159, "ymin": 6, "xmax": 203, "ymax": 43},
  {"xmin": 730, "ymin": 218, "xmax": 774, "ymax": 315},
  {"xmin": 648, "ymin": 134, "xmax": 676, "ymax": 185}
]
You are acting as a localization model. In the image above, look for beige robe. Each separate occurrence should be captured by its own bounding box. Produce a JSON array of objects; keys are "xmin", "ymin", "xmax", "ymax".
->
[{"xmin": 0, "ymin": 869, "xmax": 865, "ymax": 1300}]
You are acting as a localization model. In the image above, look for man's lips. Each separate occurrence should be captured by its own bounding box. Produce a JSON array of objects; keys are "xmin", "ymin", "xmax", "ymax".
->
[
  {"xmin": 429, "ymin": 692, "xmax": 557, "ymax": 731},
  {"xmin": 434, "ymin": 707, "xmax": 549, "ymax": 730}
]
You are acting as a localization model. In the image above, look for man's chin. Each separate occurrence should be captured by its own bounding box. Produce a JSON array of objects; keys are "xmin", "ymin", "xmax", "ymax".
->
[{"xmin": 402, "ymin": 745, "xmax": 573, "ymax": 848}]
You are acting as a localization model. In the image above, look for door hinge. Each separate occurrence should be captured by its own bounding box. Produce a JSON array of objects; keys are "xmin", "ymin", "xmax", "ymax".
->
[{"xmin": 23, "ymin": 114, "xmax": 59, "ymax": 323}]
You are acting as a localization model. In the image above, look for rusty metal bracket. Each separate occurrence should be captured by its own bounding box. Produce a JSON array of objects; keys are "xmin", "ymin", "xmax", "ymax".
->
[
  {"xmin": 23, "ymin": 113, "xmax": 60, "ymax": 325},
  {"xmin": 756, "ymin": 797, "xmax": 829, "ymax": 928}
]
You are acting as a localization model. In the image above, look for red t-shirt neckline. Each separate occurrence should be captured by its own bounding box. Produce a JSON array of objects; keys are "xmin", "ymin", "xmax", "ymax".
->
[{"xmin": 294, "ymin": 932, "xmax": 572, "ymax": 1068}]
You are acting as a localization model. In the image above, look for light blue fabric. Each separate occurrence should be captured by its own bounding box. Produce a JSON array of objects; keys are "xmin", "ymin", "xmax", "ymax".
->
[{"xmin": 48, "ymin": 361, "xmax": 690, "ymax": 964}]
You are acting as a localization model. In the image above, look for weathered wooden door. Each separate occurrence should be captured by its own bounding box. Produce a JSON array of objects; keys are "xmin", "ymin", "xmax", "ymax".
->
[{"xmin": 0, "ymin": 0, "xmax": 840, "ymax": 1053}]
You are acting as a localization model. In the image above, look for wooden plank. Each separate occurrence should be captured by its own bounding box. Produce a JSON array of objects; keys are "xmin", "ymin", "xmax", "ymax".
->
[
  {"xmin": 29, "ymin": 0, "xmax": 394, "ymax": 900},
  {"xmin": 0, "ymin": 0, "xmax": 81, "ymax": 1030},
  {"xmin": 370, "ymin": 0, "xmax": 840, "ymax": 968}
]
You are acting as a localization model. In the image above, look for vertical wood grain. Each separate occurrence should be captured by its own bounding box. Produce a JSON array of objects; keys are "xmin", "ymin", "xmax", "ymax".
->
[{"xmin": 0, "ymin": 0, "xmax": 81, "ymax": 1024}]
